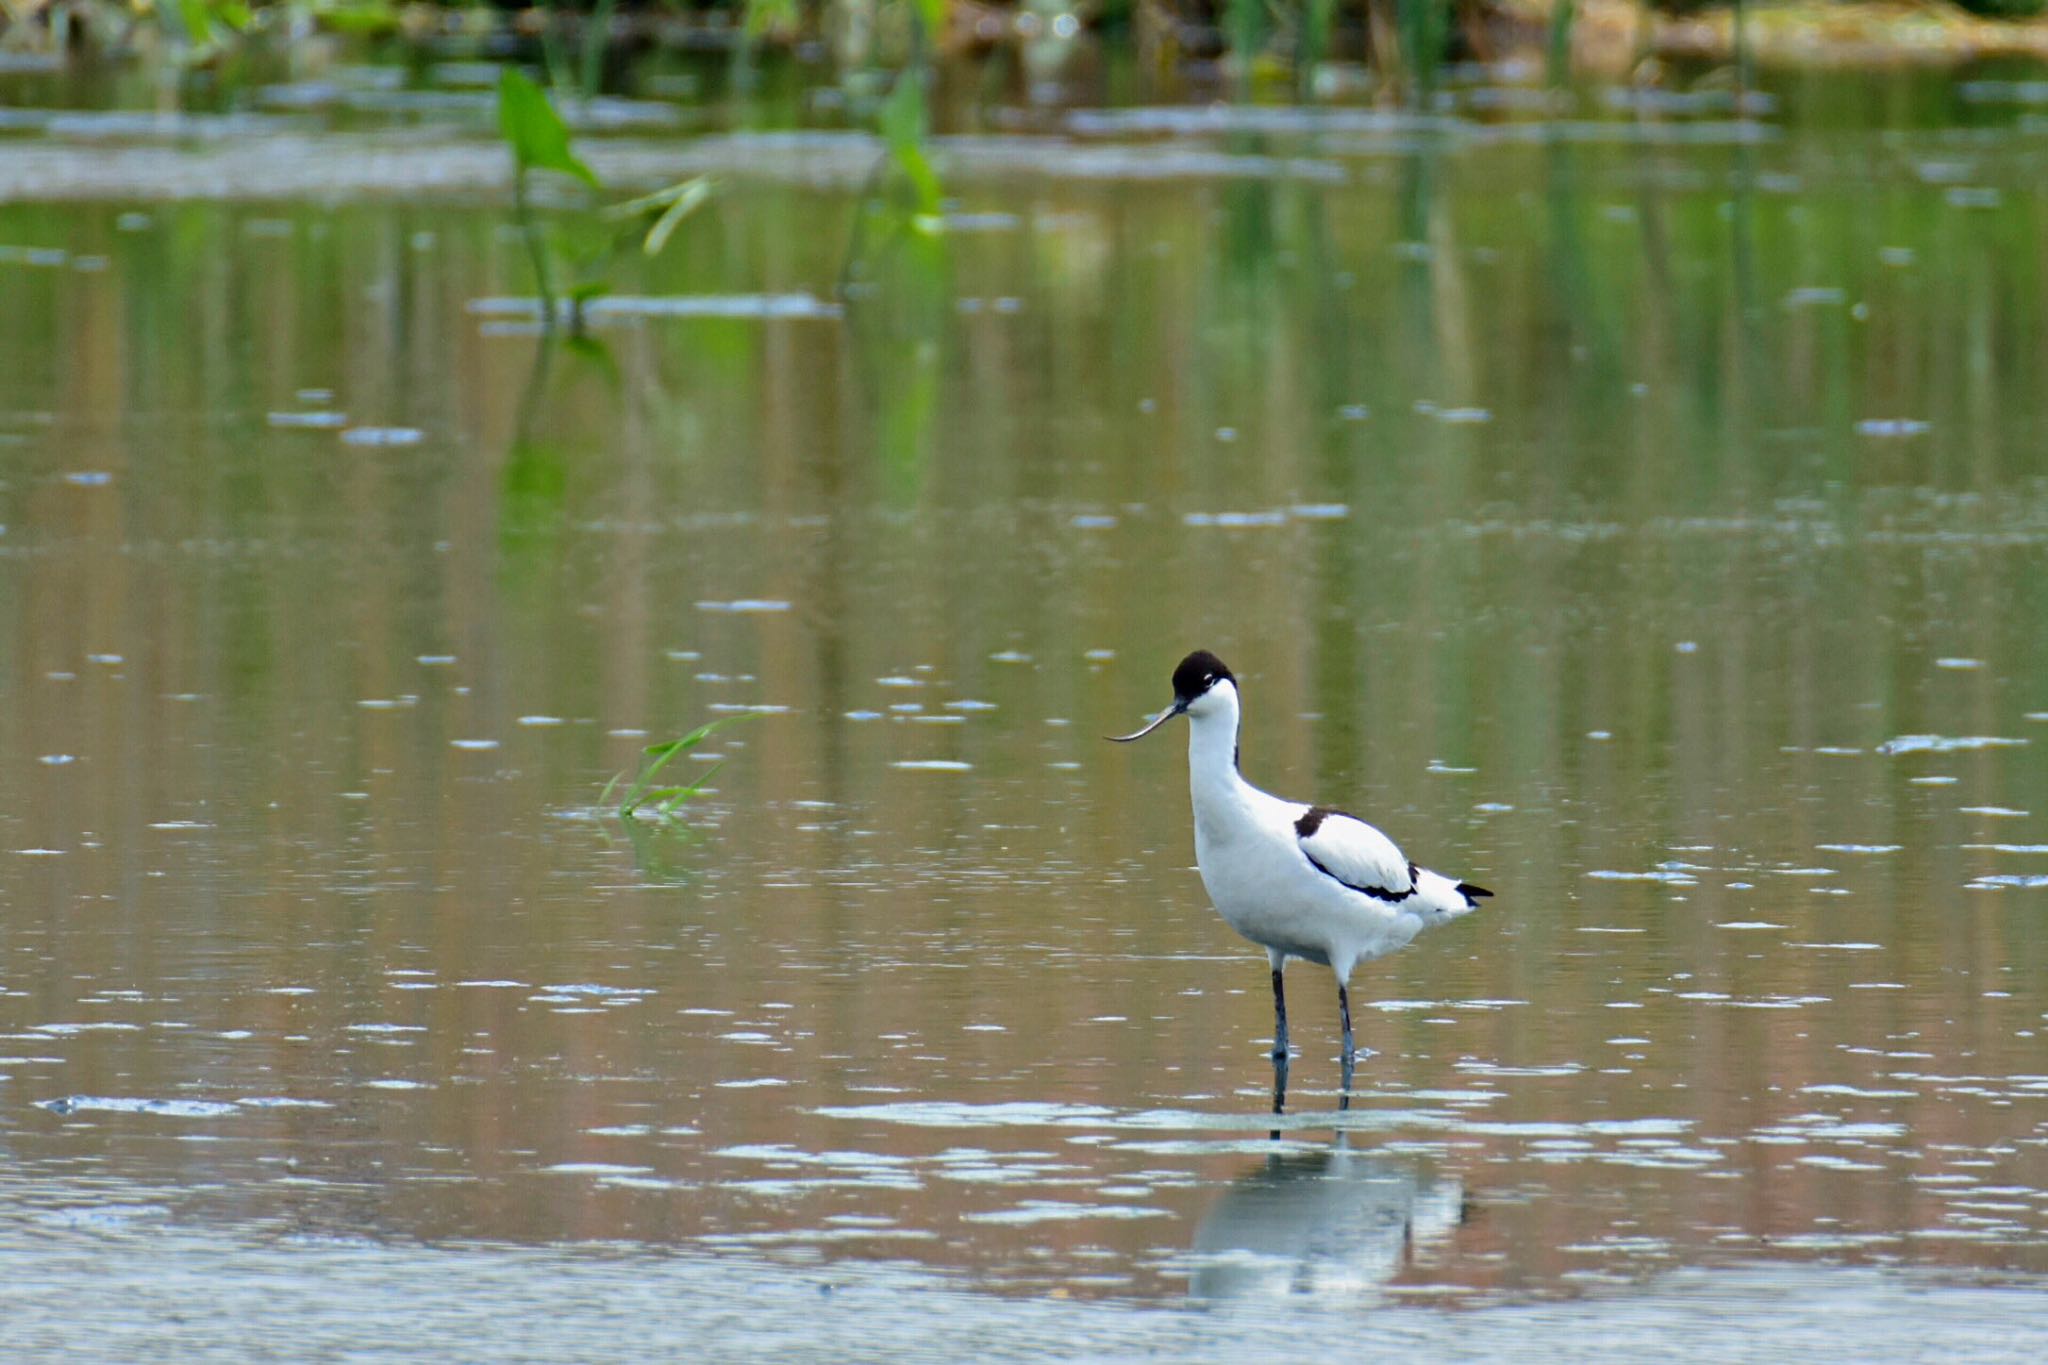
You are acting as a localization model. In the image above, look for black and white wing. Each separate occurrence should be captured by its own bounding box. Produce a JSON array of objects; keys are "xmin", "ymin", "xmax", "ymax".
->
[{"xmin": 1293, "ymin": 806, "xmax": 1416, "ymax": 904}]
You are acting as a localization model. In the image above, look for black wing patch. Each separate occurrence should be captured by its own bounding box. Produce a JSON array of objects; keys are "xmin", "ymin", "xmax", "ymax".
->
[
  {"xmin": 1293, "ymin": 806, "xmax": 1334, "ymax": 838},
  {"xmin": 1303, "ymin": 851, "xmax": 1416, "ymax": 903}
]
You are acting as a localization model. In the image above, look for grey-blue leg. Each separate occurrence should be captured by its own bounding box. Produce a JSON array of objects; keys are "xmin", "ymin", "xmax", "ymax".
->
[
  {"xmin": 1338, "ymin": 983, "xmax": 1354, "ymax": 1063},
  {"xmin": 1270, "ymin": 965, "xmax": 1290, "ymax": 1060}
]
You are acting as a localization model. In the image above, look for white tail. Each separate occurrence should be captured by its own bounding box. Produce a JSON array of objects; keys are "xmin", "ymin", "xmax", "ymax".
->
[{"xmin": 1416, "ymin": 867, "xmax": 1492, "ymax": 921}]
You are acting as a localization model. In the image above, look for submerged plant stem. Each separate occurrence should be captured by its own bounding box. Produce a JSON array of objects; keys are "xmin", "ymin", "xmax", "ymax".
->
[{"xmin": 513, "ymin": 169, "xmax": 557, "ymax": 332}]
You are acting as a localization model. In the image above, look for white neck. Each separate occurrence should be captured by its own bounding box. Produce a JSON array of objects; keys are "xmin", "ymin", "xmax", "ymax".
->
[{"xmin": 1185, "ymin": 682, "xmax": 1249, "ymax": 824}]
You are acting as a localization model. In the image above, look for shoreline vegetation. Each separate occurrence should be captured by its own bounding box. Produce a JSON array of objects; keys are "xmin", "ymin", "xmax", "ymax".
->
[{"xmin": 2, "ymin": 1, "xmax": 2047, "ymax": 92}]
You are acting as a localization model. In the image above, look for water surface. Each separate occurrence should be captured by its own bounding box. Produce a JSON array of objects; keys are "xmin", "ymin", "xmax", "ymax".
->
[{"xmin": 3, "ymin": 63, "xmax": 2048, "ymax": 1353}]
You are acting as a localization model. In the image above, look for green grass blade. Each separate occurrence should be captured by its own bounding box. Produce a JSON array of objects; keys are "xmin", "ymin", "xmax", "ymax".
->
[
  {"xmin": 616, "ymin": 713, "xmax": 756, "ymax": 817},
  {"xmin": 655, "ymin": 761, "xmax": 726, "ymax": 814},
  {"xmin": 645, "ymin": 712, "xmax": 755, "ymax": 756}
]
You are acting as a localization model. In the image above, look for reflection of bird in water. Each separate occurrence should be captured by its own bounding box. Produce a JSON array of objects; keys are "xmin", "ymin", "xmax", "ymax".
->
[
  {"xmin": 1194, "ymin": 1055, "xmax": 1471, "ymax": 1299},
  {"xmin": 1190, "ymin": 1137, "xmax": 1469, "ymax": 1302},
  {"xmin": 1108, "ymin": 651, "xmax": 1490, "ymax": 1074}
]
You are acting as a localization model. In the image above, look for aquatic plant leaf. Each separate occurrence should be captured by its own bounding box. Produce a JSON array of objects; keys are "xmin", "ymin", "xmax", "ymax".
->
[
  {"xmin": 644, "ymin": 178, "xmax": 713, "ymax": 257},
  {"xmin": 603, "ymin": 176, "xmax": 715, "ymax": 256},
  {"xmin": 316, "ymin": 3, "xmax": 404, "ymax": 36},
  {"xmin": 910, "ymin": 0, "xmax": 946, "ymax": 41},
  {"xmin": 604, "ymin": 179, "xmax": 701, "ymax": 219},
  {"xmin": 175, "ymin": 0, "xmax": 247, "ymax": 46},
  {"xmin": 745, "ymin": 0, "xmax": 799, "ymax": 37},
  {"xmin": 578, "ymin": 0, "xmax": 620, "ymax": 100},
  {"xmin": 1547, "ymin": 0, "xmax": 1577, "ymax": 87},
  {"xmin": 1299, "ymin": 0, "xmax": 1337, "ymax": 95},
  {"xmin": 498, "ymin": 68, "xmax": 599, "ymax": 190},
  {"xmin": 1224, "ymin": 0, "xmax": 1263, "ymax": 90},
  {"xmin": 655, "ymin": 762, "xmax": 726, "ymax": 814},
  {"xmin": 879, "ymin": 73, "xmax": 943, "ymax": 219},
  {"xmin": 618, "ymin": 714, "xmax": 756, "ymax": 817},
  {"xmin": 191, "ymin": 0, "xmax": 253, "ymax": 32},
  {"xmin": 878, "ymin": 71, "xmax": 929, "ymax": 158},
  {"xmin": 641, "ymin": 713, "xmax": 755, "ymax": 758}
]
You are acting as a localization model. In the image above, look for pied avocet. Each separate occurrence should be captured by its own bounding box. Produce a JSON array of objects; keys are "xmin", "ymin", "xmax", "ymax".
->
[{"xmin": 1109, "ymin": 650, "xmax": 1490, "ymax": 1067}]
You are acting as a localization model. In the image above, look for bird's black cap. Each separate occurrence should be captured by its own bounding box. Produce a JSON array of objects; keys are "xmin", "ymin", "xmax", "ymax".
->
[{"xmin": 1171, "ymin": 650, "xmax": 1235, "ymax": 702}]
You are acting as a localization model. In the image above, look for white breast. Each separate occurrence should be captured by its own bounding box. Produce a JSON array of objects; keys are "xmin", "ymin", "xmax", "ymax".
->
[{"xmin": 1186, "ymin": 781, "xmax": 1327, "ymax": 955}]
